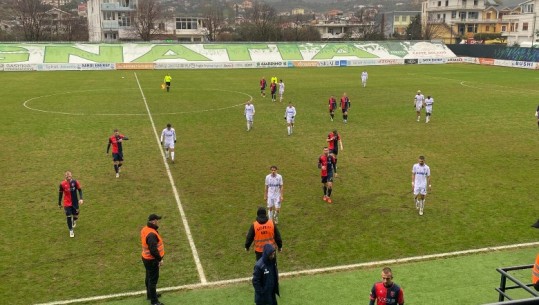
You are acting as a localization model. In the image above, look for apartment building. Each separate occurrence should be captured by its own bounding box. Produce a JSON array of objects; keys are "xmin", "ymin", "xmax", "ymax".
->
[{"xmin": 87, "ymin": 0, "xmax": 208, "ymax": 42}]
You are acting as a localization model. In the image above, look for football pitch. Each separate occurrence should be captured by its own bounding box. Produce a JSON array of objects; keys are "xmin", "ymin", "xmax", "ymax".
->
[{"xmin": 1, "ymin": 64, "xmax": 538, "ymax": 305}]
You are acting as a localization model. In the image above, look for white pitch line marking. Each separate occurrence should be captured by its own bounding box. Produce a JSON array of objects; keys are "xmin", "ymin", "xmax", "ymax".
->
[
  {"xmin": 34, "ymin": 241, "xmax": 539, "ymax": 305},
  {"xmin": 133, "ymin": 72, "xmax": 207, "ymax": 284},
  {"xmin": 22, "ymin": 88, "xmax": 250, "ymax": 116}
]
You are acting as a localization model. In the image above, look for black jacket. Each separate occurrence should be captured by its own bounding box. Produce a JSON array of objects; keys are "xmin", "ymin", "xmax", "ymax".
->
[
  {"xmin": 245, "ymin": 215, "xmax": 283, "ymax": 252},
  {"xmin": 252, "ymin": 243, "xmax": 280, "ymax": 304}
]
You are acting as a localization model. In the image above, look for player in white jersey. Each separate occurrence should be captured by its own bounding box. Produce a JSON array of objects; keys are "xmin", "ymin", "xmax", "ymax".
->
[
  {"xmin": 412, "ymin": 155, "xmax": 431, "ymax": 216},
  {"xmin": 284, "ymin": 102, "xmax": 296, "ymax": 136},
  {"xmin": 265, "ymin": 165, "xmax": 283, "ymax": 224},
  {"xmin": 424, "ymin": 95, "xmax": 434, "ymax": 123},
  {"xmin": 160, "ymin": 123, "xmax": 177, "ymax": 163},
  {"xmin": 244, "ymin": 100, "xmax": 255, "ymax": 131},
  {"xmin": 414, "ymin": 90, "xmax": 425, "ymax": 122},
  {"xmin": 278, "ymin": 79, "xmax": 285, "ymax": 102},
  {"xmin": 361, "ymin": 71, "xmax": 368, "ymax": 88}
]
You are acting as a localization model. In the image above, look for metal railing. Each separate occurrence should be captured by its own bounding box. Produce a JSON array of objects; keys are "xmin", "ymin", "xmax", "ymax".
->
[{"xmin": 495, "ymin": 265, "xmax": 538, "ymax": 302}]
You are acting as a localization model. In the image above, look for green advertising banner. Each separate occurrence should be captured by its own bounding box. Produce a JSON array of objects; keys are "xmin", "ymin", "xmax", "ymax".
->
[{"xmin": 0, "ymin": 42, "xmax": 455, "ymax": 64}]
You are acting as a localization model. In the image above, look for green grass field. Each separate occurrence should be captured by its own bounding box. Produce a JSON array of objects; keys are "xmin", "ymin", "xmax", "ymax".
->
[{"xmin": 1, "ymin": 64, "xmax": 538, "ymax": 305}]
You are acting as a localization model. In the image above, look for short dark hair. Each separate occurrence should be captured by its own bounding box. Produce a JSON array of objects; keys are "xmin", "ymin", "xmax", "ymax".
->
[
  {"xmin": 270, "ymin": 165, "xmax": 278, "ymax": 170},
  {"xmin": 167, "ymin": 123, "xmax": 171, "ymax": 128},
  {"xmin": 419, "ymin": 156, "xmax": 425, "ymax": 160},
  {"xmin": 382, "ymin": 267, "xmax": 393, "ymax": 275}
]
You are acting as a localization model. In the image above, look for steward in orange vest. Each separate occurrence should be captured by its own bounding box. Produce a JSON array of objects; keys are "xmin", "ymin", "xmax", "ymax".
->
[
  {"xmin": 533, "ymin": 219, "xmax": 539, "ymax": 291},
  {"xmin": 141, "ymin": 214, "xmax": 165, "ymax": 305},
  {"xmin": 533, "ymin": 253, "xmax": 539, "ymax": 291},
  {"xmin": 245, "ymin": 207, "xmax": 283, "ymax": 261}
]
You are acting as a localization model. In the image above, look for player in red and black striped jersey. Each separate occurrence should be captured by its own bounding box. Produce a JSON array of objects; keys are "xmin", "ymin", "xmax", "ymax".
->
[
  {"xmin": 106, "ymin": 129, "xmax": 129, "ymax": 178},
  {"xmin": 318, "ymin": 147, "xmax": 336, "ymax": 203},
  {"xmin": 340, "ymin": 92, "xmax": 351, "ymax": 124},
  {"xmin": 58, "ymin": 171, "xmax": 83, "ymax": 237},
  {"xmin": 369, "ymin": 267, "xmax": 405, "ymax": 305},
  {"xmin": 270, "ymin": 81, "xmax": 277, "ymax": 102},
  {"xmin": 328, "ymin": 95, "xmax": 337, "ymax": 122},
  {"xmin": 327, "ymin": 130, "xmax": 343, "ymax": 173},
  {"xmin": 260, "ymin": 77, "xmax": 267, "ymax": 97}
]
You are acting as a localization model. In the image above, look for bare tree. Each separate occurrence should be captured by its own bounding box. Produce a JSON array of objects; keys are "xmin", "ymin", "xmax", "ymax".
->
[
  {"xmin": 202, "ymin": 1, "xmax": 223, "ymax": 41},
  {"xmin": 63, "ymin": 16, "xmax": 89, "ymax": 41},
  {"xmin": 133, "ymin": 0, "xmax": 163, "ymax": 41},
  {"xmin": 423, "ymin": 22, "xmax": 447, "ymax": 40},
  {"xmin": 13, "ymin": 0, "xmax": 50, "ymax": 41},
  {"xmin": 245, "ymin": 1, "xmax": 280, "ymax": 41}
]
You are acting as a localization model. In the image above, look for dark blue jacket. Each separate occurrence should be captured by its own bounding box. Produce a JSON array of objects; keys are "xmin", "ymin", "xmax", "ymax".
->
[{"xmin": 252, "ymin": 243, "xmax": 279, "ymax": 305}]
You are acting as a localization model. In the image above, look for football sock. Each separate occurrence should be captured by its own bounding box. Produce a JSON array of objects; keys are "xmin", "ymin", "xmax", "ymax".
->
[
  {"xmin": 165, "ymin": 151, "xmax": 169, "ymax": 158},
  {"xmin": 274, "ymin": 211, "xmax": 279, "ymax": 220},
  {"xmin": 327, "ymin": 188, "xmax": 332, "ymax": 197},
  {"xmin": 171, "ymin": 152, "xmax": 175, "ymax": 160},
  {"xmin": 114, "ymin": 164, "xmax": 119, "ymax": 173},
  {"xmin": 247, "ymin": 122, "xmax": 250, "ymax": 131},
  {"xmin": 287, "ymin": 127, "xmax": 291, "ymax": 135},
  {"xmin": 323, "ymin": 186, "xmax": 327, "ymax": 195},
  {"xmin": 118, "ymin": 163, "xmax": 123, "ymax": 168},
  {"xmin": 268, "ymin": 210, "xmax": 273, "ymax": 219},
  {"xmin": 67, "ymin": 216, "xmax": 73, "ymax": 230}
]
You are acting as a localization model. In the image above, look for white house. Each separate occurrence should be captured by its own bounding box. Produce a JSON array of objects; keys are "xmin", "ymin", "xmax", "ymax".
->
[{"xmin": 501, "ymin": 0, "xmax": 539, "ymax": 46}]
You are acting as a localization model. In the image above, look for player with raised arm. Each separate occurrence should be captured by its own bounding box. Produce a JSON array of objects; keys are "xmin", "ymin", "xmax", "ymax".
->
[
  {"xmin": 278, "ymin": 79, "xmax": 285, "ymax": 102},
  {"xmin": 284, "ymin": 102, "xmax": 296, "ymax": 136},
  {"xmin": 425, "ymin": 95, "xmax": 434, "ymax": 123},
  {"xmin": 319, "ymin": 147, "xmax": 337, "ymax": 204},
  {"xmin": 340, "ymin": 93, "xmax": 351, "ymax": 124},
  {"xmin": 414, "ymin": 90, "xmax": 425, "ymax": 122},
  {"xmin": 328, "ymin": 95, "xmax": 337, "ymax": 122},
  {"xmin": 245, "ymin": 100, "xmax": 255, "ymax": 131},
  {"xmin": 412, "ymin": 155, "xmax": 431, "ymax": 216},
  {"xmin": 160, "ymin": 123, "xmax": 177, "ymax": 163},
  {"xmin": 327, "ymin": 130, "xmax": 343, "ymax": 173},
  {"xmin": 106, "ymin": 129, "xmax": 129, "ymax": 178},
  {"xmin": 265, "ymin": 165, "xmax": 284, "ymax": 224}
]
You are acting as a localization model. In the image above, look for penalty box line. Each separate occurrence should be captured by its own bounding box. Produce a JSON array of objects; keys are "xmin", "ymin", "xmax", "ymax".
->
[
  {"xmin": 35, "ymin": 241, "xmax": 539, "ymax": 305},
  {"xmin": 134, "ymin": 72, "xmax": 207, "ymax": 284}
]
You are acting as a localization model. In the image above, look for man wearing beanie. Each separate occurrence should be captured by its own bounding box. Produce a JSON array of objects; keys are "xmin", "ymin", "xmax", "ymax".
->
[
  {"xmin": 245, "ymin": 207, "xmax": 283, "ymax": 261},
  {"xmin": 141, "ymin": 214, "xmax": 165, "ymax": 305}
]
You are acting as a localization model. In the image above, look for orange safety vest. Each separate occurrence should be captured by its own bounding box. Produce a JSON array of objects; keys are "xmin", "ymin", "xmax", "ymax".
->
[
  {"xmin": 141, "ymin": 226, "xmax": 165, "ymax": 260},
  {"xmin": 533, "ymin": 253, "xmax": 539, "ymax": 284},
  {"xmin": 253, "ymin": 220, "xmax": 276, "ymax": 253}
]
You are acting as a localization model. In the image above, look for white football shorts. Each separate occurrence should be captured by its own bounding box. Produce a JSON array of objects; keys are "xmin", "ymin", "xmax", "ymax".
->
[
  {"xmin": 267, "ymin": 197, "xmax": 281, "ymax": 209},
  {"xmin": 414, "ymin": 185, "xmax": 427, "ymax": 196}
]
